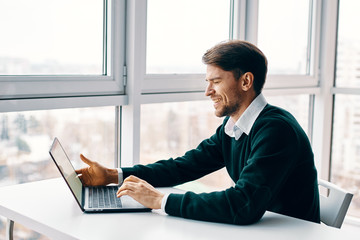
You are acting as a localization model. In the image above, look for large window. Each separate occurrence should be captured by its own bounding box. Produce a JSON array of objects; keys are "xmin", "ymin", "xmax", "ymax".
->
[
  {"xmin": 0, "ymin": 107, "xmax": 116, "ymax": 186},
  {"xmin": 146, "ymin": 0, "xmax": 230, "ymax": 74},
  {"xmin": 0, "ymin": 2, "xmax": 124, "ymax": 238},
  {"xmin": 143, "ymin": 0, "xmax": 231, "ymax": 94},
  {"xmin": 0, "ymin": 107, "xmax": 116, "ymax": 238},
  {"xmin": 0, "ymin": 0, "xmax": 103, "ymax": 75},
  {"xmin": 331, "ymin": 0, "xmax": 360, "ymax": 219},
  {"xmin": 258, "ymin": 0, "xmax": 312, "ymax": 75},
  {"xmin": 0, "ymin": 0, "xmax": 126, "ymax": 100},
  {"xmin": 332, "ymin": 95, "xmax": 360, "ymax": 218},
  {"xmin": 335, "ymin": 0, "xmax": 360, "ymax": 88},
  {"xmin": 255, "ymin": 0, "xmax": 319, "ymax": 91}
]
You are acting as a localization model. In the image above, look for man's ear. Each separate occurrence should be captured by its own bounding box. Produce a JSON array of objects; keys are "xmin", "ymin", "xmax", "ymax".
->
[{"xmin": 240, "ymin": 72, "xmax": 254, "ymax": 91}]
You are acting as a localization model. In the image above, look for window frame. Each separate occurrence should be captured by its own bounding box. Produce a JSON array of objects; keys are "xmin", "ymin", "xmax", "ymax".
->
[
  {"xmin": 141, "ymin": 0, "xmax": 322, "ymax": 94},
  {"xmin": 142, "ymin": 0, "xmax": 232, "ymax": 94},
  {"xmin": 0, "ymin": 0, "xmax": 126, "ymax": 110},
  {"xmin": 243, "ymin": 0, "xmax": 322, "ymax": 89},
  {"xmin": 327, "ymin": 0, "xmax": 360, "ymax": 223}
]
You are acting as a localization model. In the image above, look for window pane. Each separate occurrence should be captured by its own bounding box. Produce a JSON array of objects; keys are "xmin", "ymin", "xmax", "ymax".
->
[
  {"xmin": 0, "ymin": 107, "xmax": 115, "ymax": 186},
  {"xmin": 140, "ymin": 101, "xmax": 233, "ymax": 192},
  {"xmin": 0, "ymin": 106, "xmax": 115, "ymax": 238},
  {"xmin": 146, "ymin": 0, "xmax": 230, "ymax": 74},
  {"xmin": 258, "ymin": 0, "xmax": 310, "ymax": 75},
  {"xmin": 0, "ymin": 0, "xmax": 104, "ymax": 75},
  {"xmin": 335, "ymin": 0, "xmax": 360, "ymax": 87},
  {"xmin": 264, "ymin": 94, "xmax": 310, "ymax": 137},
  {"xmin": 332, "ymin": 95, "xmax": 360, "ymax": 218}
]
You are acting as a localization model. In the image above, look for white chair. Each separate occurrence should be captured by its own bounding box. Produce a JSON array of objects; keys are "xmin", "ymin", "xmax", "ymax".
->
[{"xmin": 318, "ymin": 179, "xmax": 353, "ymax": 228}]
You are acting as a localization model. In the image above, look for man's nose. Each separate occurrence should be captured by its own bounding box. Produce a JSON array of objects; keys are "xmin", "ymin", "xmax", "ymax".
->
[{"xmin": 205, "ymin": 83, "xmax": 214, "ymax": 96}]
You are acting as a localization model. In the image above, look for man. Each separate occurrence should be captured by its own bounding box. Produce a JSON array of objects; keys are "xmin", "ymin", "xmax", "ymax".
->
[{"xmin": 76, "ymin": 40, "xmax": 320, "ymax": 225}]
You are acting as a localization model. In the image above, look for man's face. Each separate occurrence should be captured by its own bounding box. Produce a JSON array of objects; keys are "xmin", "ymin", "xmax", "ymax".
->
[{"xmin": 205, "ymin": 65, "xmax": 245, "ymax": 120}]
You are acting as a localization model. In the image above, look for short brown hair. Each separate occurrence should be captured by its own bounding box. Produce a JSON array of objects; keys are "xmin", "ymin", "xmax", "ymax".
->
[{"xmin": 202, "ymin": 40, "xmax": 268, "ymax": 95}]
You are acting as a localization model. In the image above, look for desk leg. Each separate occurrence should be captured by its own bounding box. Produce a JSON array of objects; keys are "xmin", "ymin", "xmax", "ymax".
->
[{"xmin": 6, "ymin": 219, "xmax": 14, "ymax": 240}]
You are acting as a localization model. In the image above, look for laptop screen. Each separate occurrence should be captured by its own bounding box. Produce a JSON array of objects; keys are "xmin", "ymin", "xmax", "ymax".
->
[{"xmin": 49, "ymin": 138, "xmax": 83, "ymax": 205}]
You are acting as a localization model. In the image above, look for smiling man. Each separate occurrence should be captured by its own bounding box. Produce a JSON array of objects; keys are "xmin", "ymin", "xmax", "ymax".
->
[{"xmin": 76, "ymin": 40, "xmax": 320, "ymax": 225}]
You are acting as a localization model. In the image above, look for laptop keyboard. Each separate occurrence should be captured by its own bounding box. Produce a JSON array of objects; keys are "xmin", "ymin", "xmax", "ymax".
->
[{"xmin": 89, "ymin": 186, "xmax": 122, "ymax": 208}]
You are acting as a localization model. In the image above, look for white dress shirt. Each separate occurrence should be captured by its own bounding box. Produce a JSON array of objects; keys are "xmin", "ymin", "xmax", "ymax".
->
[{"xmin": 224, "ymin": 93, "xmax": 267, "ymax": 140}]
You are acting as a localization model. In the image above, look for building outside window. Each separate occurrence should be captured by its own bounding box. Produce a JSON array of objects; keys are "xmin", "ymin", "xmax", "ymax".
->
[{"xmin": 331, "ymin": 0, "xmax": 360, "ymax": 219}]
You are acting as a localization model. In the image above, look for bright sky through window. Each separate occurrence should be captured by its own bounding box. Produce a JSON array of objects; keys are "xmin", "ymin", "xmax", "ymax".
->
[{"xmin": 0, "ymin": 0, "xmax": 103, "ymax": 74}]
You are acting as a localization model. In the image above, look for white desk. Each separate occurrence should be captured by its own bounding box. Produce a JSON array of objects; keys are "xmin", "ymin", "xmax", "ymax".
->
[{"xmin": 0, "ymin": 178, "xmax": 356, "ymax": 240}]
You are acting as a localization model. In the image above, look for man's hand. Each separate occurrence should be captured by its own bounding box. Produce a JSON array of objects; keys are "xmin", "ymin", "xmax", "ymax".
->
[
  {"xmin": 117, "ymin": 175, "xmax": 164, "ymax": 209},
  {"xmin": 75, "ymin": 154, "xmax": 118, "ymax": 186}
]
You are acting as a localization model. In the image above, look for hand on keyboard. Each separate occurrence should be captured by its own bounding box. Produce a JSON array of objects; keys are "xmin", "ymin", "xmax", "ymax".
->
[{"xmin": 116, "ymin": 175, "xmax": 164, "ymax": 209}]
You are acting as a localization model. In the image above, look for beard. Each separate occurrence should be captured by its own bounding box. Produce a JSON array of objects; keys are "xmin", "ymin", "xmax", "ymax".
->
[{"xmin": 215, "ymin": 101, "xmax": 240, "ymax": 118}]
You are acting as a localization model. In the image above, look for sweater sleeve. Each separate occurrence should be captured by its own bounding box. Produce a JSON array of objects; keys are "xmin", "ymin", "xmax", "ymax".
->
[
  {"xmin": 122, "ymin": 124, "xmax": 226, "ymax": 187},
  {"xmin": 165, "ymin": 117, "xmax": 301, "ymax": 225}
]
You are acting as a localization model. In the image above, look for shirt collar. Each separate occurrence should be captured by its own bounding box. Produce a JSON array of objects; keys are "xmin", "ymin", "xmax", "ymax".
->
[{"xmin": 225, "ymin": 93, "xmax": 267, "ymax": 140}]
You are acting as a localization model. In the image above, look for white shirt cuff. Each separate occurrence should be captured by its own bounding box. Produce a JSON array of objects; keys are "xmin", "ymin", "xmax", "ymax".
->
[
  {"xmin": 161, "ymin": 193, "xmax": 169, "ymax": 213},
  {"xmin": 116, "ymin": 168, "xmax": 123, "ymax": 186}
]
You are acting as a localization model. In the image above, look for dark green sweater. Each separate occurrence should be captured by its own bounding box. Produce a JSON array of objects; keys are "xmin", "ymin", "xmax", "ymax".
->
[{"xmin": 123, "ymin": 104, "xmax": 320, "ymax": 225}]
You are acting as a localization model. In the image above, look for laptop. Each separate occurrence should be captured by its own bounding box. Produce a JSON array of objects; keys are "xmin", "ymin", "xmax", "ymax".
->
[{"xmin": 49, "ymin": 137, "xmax": 151, "ymax": 213}]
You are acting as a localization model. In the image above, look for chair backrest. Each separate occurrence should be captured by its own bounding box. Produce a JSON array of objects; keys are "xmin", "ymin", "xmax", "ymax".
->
[{"xmin": 318, "ymin": 179, "xmax": 353, "ymax": 228}]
